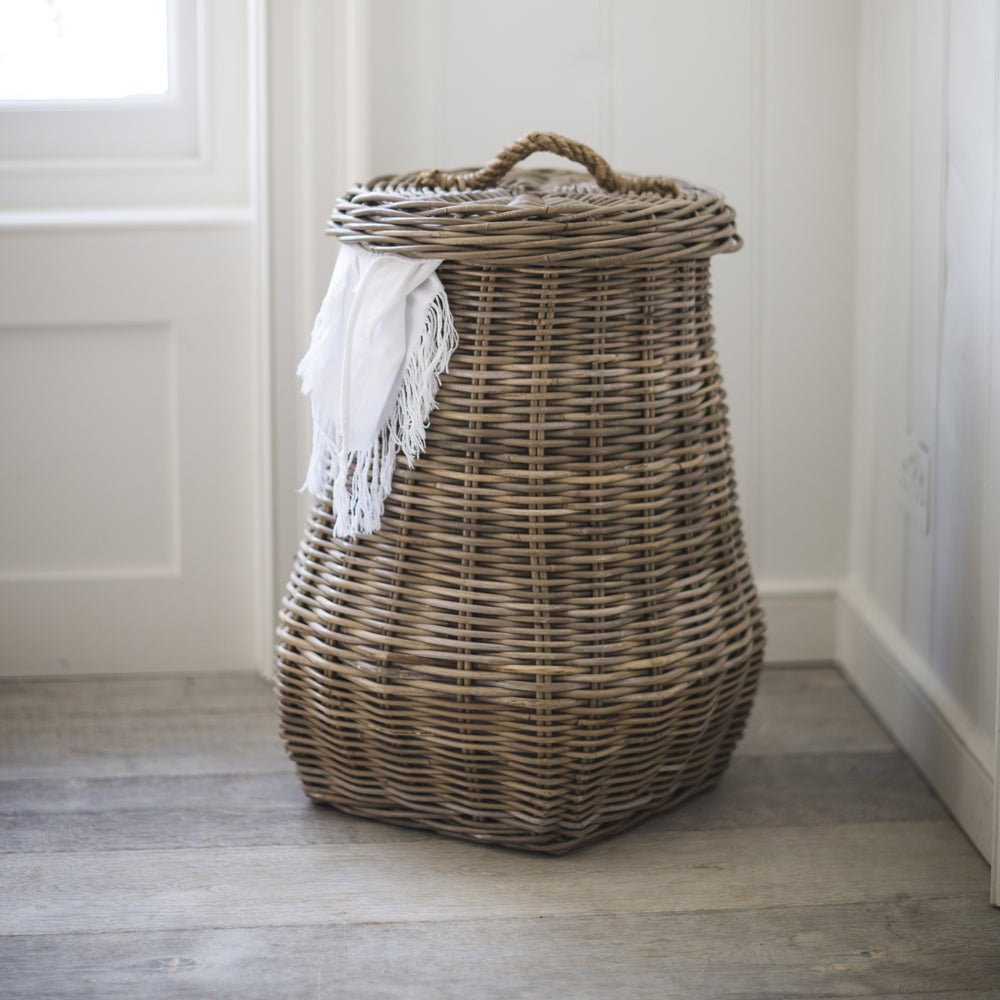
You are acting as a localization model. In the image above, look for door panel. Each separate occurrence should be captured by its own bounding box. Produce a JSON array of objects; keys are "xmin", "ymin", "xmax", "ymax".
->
[{"xmin": 0, "ymin": 227, "xmax": 263, "ymax": 675}]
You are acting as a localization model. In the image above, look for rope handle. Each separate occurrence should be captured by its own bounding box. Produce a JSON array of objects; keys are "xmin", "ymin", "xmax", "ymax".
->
[{"xmin": 412, "ymin": 131, "xmax": 679, "ymax": 196}]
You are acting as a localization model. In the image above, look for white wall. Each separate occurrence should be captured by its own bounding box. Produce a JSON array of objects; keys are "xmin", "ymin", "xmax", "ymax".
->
[
  {"xmin": 271, "ymin": 0, "xmax": 861, "ymax": 664},
  {"xmin": 266, "ymin": 0, "xmax": 345, "ymax": 613},
  {"xmin": 840, "ymin": 0, "xmax": 1000, "ymax": 865}
]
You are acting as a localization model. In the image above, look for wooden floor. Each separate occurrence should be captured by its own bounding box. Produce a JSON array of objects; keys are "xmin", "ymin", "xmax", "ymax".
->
[{"xmin": 1, "ymin": 664, "xmax": 997, "ymax": 999}]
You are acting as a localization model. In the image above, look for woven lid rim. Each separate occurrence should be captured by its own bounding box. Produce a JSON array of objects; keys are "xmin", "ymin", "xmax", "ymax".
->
[{"xmin": 328, "ymin": 166, "xmax": 741, "ymax": 267}]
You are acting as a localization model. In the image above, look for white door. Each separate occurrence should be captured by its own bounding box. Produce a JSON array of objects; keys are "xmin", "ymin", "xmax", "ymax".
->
[{"xmin": 0, "ymin": 0, "xmax": 270, "ymax": 676}]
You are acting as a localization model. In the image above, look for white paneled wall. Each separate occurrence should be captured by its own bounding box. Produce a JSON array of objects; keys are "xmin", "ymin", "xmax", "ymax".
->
[
  {"xmin": 0, "ymin": 0, "xmax": 271, "ymax": 676},
  {"xmin": 841, "ymin": 0, "xmax": 1000, "ymax": 866},
  {"xmin": 275, "ymin": 0, "xmax": 861, "ymax": 662}
]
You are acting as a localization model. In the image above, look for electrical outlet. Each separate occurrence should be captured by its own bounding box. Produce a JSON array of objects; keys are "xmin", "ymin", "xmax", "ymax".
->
[{"xmin": 898, "ymin": 438, "xmax": 931, "ymax": 534}]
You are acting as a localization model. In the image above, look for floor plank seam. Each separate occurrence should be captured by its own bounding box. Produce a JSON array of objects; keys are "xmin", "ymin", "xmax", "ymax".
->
[{"xmin": 3, "ymin": 892, "xmax": 994, "ymax": 941}]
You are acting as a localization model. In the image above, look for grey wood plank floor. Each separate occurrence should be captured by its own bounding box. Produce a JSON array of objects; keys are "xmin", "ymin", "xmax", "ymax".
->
[{"xmin": 1, "ymin": 665, "xmax": 997, "ymax": 999}]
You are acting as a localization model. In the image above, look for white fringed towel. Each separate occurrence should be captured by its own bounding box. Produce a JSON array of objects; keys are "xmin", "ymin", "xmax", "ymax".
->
[{"xmin": 297, "ymin": 243, "xmax": 457, "ymax": 538}]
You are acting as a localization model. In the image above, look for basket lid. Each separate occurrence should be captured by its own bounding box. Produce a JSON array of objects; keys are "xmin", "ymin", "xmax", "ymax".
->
[{"xmin": 327, "ymin": 132, "xmax": 741, "ymax": 268}]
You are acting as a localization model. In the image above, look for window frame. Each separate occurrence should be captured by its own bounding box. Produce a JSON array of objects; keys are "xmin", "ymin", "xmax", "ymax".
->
[{"xmin": 0, "ymin": 0, "xmax": 201, "ymax": 163}]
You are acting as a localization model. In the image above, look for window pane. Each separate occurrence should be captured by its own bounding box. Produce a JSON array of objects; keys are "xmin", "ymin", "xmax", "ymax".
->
[{"xmin": 0, "ymin": 0, "xmax": 169, "ymax": 101}]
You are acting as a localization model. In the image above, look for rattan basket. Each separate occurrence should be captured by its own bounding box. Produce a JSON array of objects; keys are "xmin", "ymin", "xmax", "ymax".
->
[{"xmin": 276, "ymin": 132, "xmax": 765, "ymax": 853}]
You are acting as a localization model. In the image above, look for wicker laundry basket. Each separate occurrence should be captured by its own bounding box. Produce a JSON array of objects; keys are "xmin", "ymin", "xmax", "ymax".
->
[{"xmin": 276, "ymin": 132, "xmax": 765, "ymax": 853}]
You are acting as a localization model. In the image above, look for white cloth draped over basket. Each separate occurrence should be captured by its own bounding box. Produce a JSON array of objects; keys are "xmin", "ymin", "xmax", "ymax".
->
[{"xmin": 297, "ymin": 244, "xmax": 457, "ymax": 538}]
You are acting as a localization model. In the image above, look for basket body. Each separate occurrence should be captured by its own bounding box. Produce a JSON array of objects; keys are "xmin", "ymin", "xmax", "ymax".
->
[{"xmin": 276, "ymin": 152, "xmax": 765, "ymax": 853}]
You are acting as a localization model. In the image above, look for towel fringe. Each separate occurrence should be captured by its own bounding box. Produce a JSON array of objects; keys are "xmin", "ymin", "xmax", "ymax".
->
[{"xmin": 303, "ymin": 288, "xmax": 458, "ymax": 538}]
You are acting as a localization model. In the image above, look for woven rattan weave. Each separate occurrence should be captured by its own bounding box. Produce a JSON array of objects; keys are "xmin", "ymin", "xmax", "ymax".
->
[{"xmin": 276, "ymin": 132, "xmax": 765, "ymax": 853}]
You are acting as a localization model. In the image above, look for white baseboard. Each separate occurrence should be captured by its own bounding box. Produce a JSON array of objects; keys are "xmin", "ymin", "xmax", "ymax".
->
[
  {"xmin": 836, "ymin": 584, "xmax": 994, "ymax": 861},
  {"xmin": 758, "ymin": 581, "xmax": 838, "ymax": 664}
]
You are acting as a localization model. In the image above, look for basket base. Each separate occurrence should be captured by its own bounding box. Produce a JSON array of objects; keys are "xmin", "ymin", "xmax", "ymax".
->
[{"xmin": 281, "ymin": 726, "xmax": 746, "ymax": 854}]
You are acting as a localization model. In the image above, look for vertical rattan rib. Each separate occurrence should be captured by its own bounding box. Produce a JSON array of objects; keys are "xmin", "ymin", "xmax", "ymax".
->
[{"xmin": 275, "ymin": 133, "xmax": 766, "ymax": 853}]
